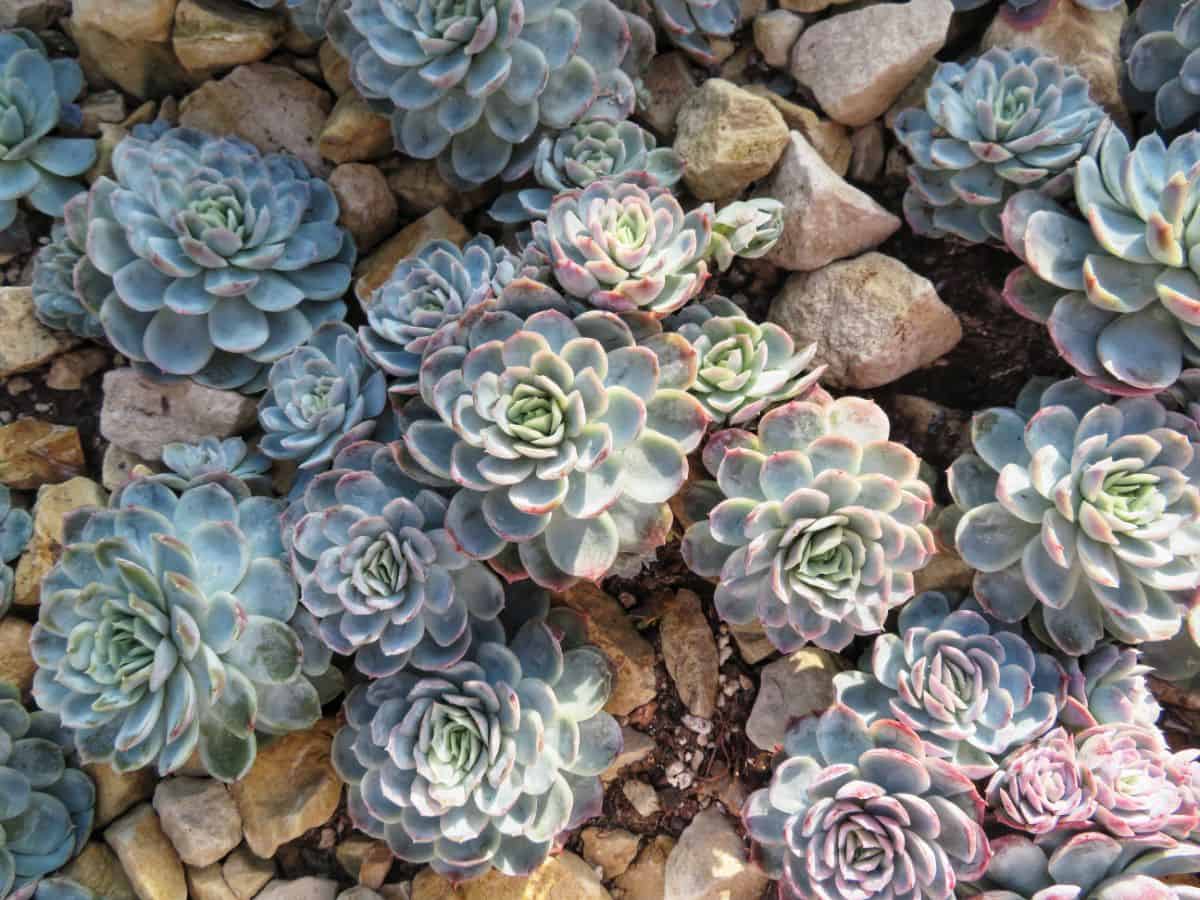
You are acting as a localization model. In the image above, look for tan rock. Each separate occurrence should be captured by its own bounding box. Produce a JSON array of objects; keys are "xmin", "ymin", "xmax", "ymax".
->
[
  {"xmin": 87, "ymin": 763, "xmax": 159, "ymax": 829},
  {"xmin": 154, "ymin": 777, "xmax": 244, "ymax": 867},
  {"xmin": 660, "ymin": 589, "xmax": 719, "ymax": 720},
  {"xmin": 915, "ymin": 548, "xmax": 975, "ymax": 594},
  {"xmin": 622, "ymin": 780, "xmax": 660, "ymax": 818},
  {"xmin": 319, "ymin": 91, "xmax": 394, "ymax": 163},
  {"xmin": 664, "ymin": 809, "xmax": 767, "ymax": 900},
  {"xmin": 601, "ymin": 726, "xmax": 655, "ymax": 785},
  {"xmin": 0, "ymin": 287, "xmax": 80, "ymax": 378},
  {"xmin": 173, "ymin": 0, "xmax": 286, "ymax": 73},
  {"xmin": 337, "ymin": 834, "xmax": 392, "ymax": 885},
  {"xmin": 102, "ymin": 444, "xmax": 158, "ymax": 492},
  {"xmin": 13, "ymin": 476, "xmax": 107, "ymax": 607},
  {"xmin": 230, "ymin": 718, "xmax": 342, "ymax": 858},
  {"xmin": 0, "ymin": 0, "xmax": 70, "ymax": 29},
  {"xmin": 581, "ymin": 828, "xmax": 640, "ymax": 880},
  {"xmin": 45, "ymin": 347, "xmax": 110, "ymax": 391},
  {"xmin": 850, "ymin": 122, "xmax": 885, "ymax": 183},
  {"xmin": 729, "ymin": 620, "xmax": 776, "ymax": 665},
  {"xmin": 885, "ymin": 59, "xmax": 939, "ymax": 128},
  {"xmin": 77, "ymin": 90, "xmax": 128, "ymax": 136},
  {"xmin": 85, "ymin": 122, "xmax": 128, "ymax": 184},
  {"xmin": 65, "ymin": 16, "xmax": 198, "ymax": 100},
  {"xmin": 330, "ymin": 163, "xmax": 400, "ymax": 253},
  {"xmin": 222, "ymin": 845, "xmax": 276, "ymax": 899},
  {"xmin": 743, "ymin": 87, "xmax": 852, "ymax": 177},
  {"xmin": 188, "ymin": 864, "xmax": 239, "ymax": 900},
  {"xmin": 105, "ymin": 803, "xmax": 188, "ymax": 900},
  {"xmin": 357, "ymin": 840, "xmax": 395, "ymax": 889},
  {"xmin": 355, "ymin": 208, "xmax": 470, "ymax": 300},
  {"xmin": 319, "ymin": 40, "xmax": 353, "ymax": 95},
  {"xmin": 412, "ymin": 851, "xmax": 611, "ymax": 900},
  {"xmin": 637, "ymin": 53, "xmax": 698, "ymax": 139},
  {"xmin": 258, "ymin": 878, "xmax": 340, "ymax": 900},
  {"xmin": 385, "ymin": 158, "xmax": 496, "ymax": 217},
  {"xmin": 61, "ymin": 841, "xmax": 139, "ymax": 900},
  {"xmin": 73, "ymin": 0, "xmax": 176, "ymax": 41},
  {"xmin": 753, "ymin": 10, "xmax": 804, "ymax": 69},
  {"xmin": 0, "ymin": 619, "xmax": 35, "ymax": 695},
  {"xmin": 0, "ymin": 420, "xmax": 85, "ymax": 490},
  {"xmin": 612, "ymin": 835, "xmax": 674, "ymax": 900},
  {"xmin": 746, "ymin": 649, "xmax": 842, "ymax": 751},
  {"xmin": 556, "ymin": 583, "xmax": 657, "ymax": 716}
]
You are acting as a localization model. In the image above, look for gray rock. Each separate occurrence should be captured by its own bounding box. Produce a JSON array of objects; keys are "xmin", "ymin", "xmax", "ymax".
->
[
  {"xmin": 101, "ymin": 444, "xmax": 157, "ymax": 492},
  {"xmin": 329, "ymin": 163, "xmax": 400, "ymax": 253},
  {"xmin": 754, "ymin": 10, "xmax": 804, "ymax": 69},
  {"xmin": 638, "ymin": 52, "xmax": 698, "ymax": 139},
  {"xmin": 257, "ymin": 878, "xmax": 340, "ymax": 900},
  {"xmin": 153, "ymin": 777, "xmax": 243, "ymax": 868},
  {"xmin": 664, "ymin": 809, "xmax": 768, "ymax": 900},
  {"xmin": 746, "ymin": 649, "xmax": 842, "ymax": 751},
  {"xmin": 601, "ymin": 727, "xmax": 655, "ymax": 784},
  {"xmin": 338, "ymin": 890, "xmax": 384, "ymax": 900},
  {"xmin": 623, "ymin": 780, "xmax": 661, "ymax": 818},
  {"xmin": 660, "ymin": 589, "xmax": 719, "ymax": 720},
  {"xmin": 850, "ymin": 122, "xmax": 885, "ymax": 183},
  {"xmin": 581, "ymin": 827, "xmax": 640, "ymax": 880}
]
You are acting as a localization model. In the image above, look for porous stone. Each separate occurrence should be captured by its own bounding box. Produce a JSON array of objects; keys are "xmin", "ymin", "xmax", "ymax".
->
[
  {"xmin": 355, "ymin": 208, "xmax": 470, "ymax": 300},
  {"xmin": 664, "ymin": 809, "xmax": 768, "ymax": 900},
  {"xmin": 154, "ymin": 777, "xmax": 243, "ymax": 867},
  {"xmin": 87, "ymin": 763, "xmax": 159, "ymax": 828},
  {"xmin": 319, "ymin": 91, "xmax": 394, "ymax": 163},
  {"xmin": 638, "ymin": 52, "xmax": 698, "ymax": 139},
  {"xmin": 612, "ymin": 835, "xmax": 674, "ymax": 900},
  {"xmin": 105, "ymin": 803, "xmax": 188, "ymax": 900},
  {"xmin": 258, "ymin": 878, "xmax": 340, "ymax": 900},
  {"xmin": 100, "ymin": 367, "xmax": 259, "ymax": 460},
  {"xmin": 746, "ymin": 649, "xmax": 842, "ymax": 751},
  {"xmin": 601, "ymin": 727, "xmax": 655, "ymax": 784},
  {"xmin": 754, "ymin": 10, "xmax": 804, "ymax": 69},
  {"xmin": 0, "ymin": 619, "xmax": 35, "ymax": 694},
  {"xmin": 0, "ymin": 287, "xmax": 80, "ymax": 378},
  {"xmin": 222, "ymin": 845, "xmax": 276, "ymax": 899},
  {"xmin": 660, "ymin": 589, "xmax": 719, "ymax": 720},
  {"xmin": 757, "ymin": 132, "xmax": 899, "ymax": 271},
  {"xmin": 61, "ymin": 842, "xmax": 138, "ymax": 900},
  {"xmin": 745, "ymin": 89, "xmax": 852, "ymax": 176},
  {"xmin": 0, "ymin": 420, "xmax": 84, "ymax": 489},
  {"xmin": 622, "ymin": 780, "xmax": 661, "ymax": 818},
  {"xmin": 330, "ymin": 163, "xmax": 400, "ymax": 253},
  {"xmin": 769, "ymin": 252, "xmax": 963, "ymax": 389},
  {"xmin": 12, "ymin": 476, "xmax": 107, "ymax": 607},
  {"xmin": 172, "ymin": 0, "xmax": 286, "ymax": 73},
  {"xmin": 412, "ymin": 851, "xmax": 610, "ymax": 900},
  {"xmin": 790, "ymin": 0, "xmax": 953, "ymax": 126},
  {"xmin": 581, "ymin": 828, "xmax": 640, "ymax": 880},
  {"xmin": 675, "ymin": 79, "xmax": 789, "ymax": 201}
]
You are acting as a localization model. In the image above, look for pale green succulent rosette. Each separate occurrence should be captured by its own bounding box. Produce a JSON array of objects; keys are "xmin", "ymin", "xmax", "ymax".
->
[
  {"xmin": 706, "ymin": 199, "xmax": 784, "ymax": 271},
  {"xmin": 160, "ymin": 437, "xmax": 272, "ymax": 494}
]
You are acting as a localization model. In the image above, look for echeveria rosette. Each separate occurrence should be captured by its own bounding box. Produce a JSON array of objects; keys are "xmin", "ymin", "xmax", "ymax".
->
[
  {"xmin": 985, "ymin": 727, "xmax": 1097, "ymax": 836},
  {"xmin": 161, "ymin": 437, "xmax": 272, "ymax": 494},
  {"xmin": 1122, "ymin": 0, "xmax": 1200, "ymax": 137},
  {"xmin": 943, "ymin": 375, "xmax": 1200, "ymax": 656},
  {"xmin": 744, "ymin": 704, "xmax": 991, "ymax": 900},
  {"xmin": 31, "ymin": 193, "xmax": 110, "ymax": 340},
  {"xmin": 532, "ymin": 177, "xmax": 712, "ymax": 318},
  {"xmin": 680, "ymin": 396, "xmax": 936, "ymax": 654},
  {"xmin": 326, "ymin": 0, "xmax": 640, "ymax": 190},
  {"xmin": 1061, "ymin": 643, "xmax": 1163, "ymax": 730},
  {"xmin": 86, "ymin": 127, "xmax": 354, "ymax": 394},
  {"xmin": 1002, "ymin": 123, "xmax": 1200, "ymax": 395},
  {"xmin": 894, "ymin": 47, "xmax": 1105, "ymax": 245},
  {"xmin": 407, "ymin": 302, "xmax": 708, "ymax": 590},
  {"xmin": 1, "ymin": 485, "xmax": 33, "ymax": 619},
  {"xmin": 666, "ymin": 296, "xmax": 824, "ymax": 426},
  {"xmin": 330, "ymin": 599, "xmax": 621, "ymax": 881},
  {"xmin": 10, "ymin": 879, "xmax": 99, "ymax": 900},
  {"xmin": 651, "ymin": 0, "xmax": 738, "ymax": 64},
  {"xmin": 29, "ymin": 470, "xmax": 337, "ymax": 783},
  {"xmin": 835, "ymin": 592, "xmax": 1067, "ymax": 779},
  {"xmin": 707, "ymin": 199, "xmax": 784, "ymax": 272},
  {"xmin": 0, "ymin": 683, "xmax": 95, "ymax": 898},
  {"xmin": 490, "ymin": 120, "xmax": 684, "ymax": 224},
  {"xmin": 0, "ymin": 30, "xmax": 95, "ymax": 232},
  {"xmin": 282, "ymin": 440, "xmax": 507, "ymax": 677}
]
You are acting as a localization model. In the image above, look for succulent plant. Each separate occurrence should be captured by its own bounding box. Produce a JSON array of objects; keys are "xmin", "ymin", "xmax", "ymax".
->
[
  {"xmin": 941, "ymin": 375, "xmax": 1200, "ymax": 656},
  {"xmin": 707, "ymin": 198, "xmax": 784, "ymax": 271},
  {"xmin": 490, "ymin": 121, "xmax": 684, "ymax": 223},
  {"xmin": 666, "ymin": 297, "xmax": 824, "ymax": 426},
  {"xmin": 31, "ymin": 194, "xmax": 109, "ymax": 340},
  {"xmin": 30, "ymin": 469, "xmax": 340, "ymax": 782},
  {"xmin": 649, "ymin": 0, "xmax": 738, "ymax": 64},
  {"xmin": 835, "ymin": 592, "xmax": 1067, "ymax": 779},
  {"xmin": 1122, "ymin": 0, "xmax": 1200, "ymax": 137},
  {"xmin": 986, "ymin": 727, "xmax": 1097, "ymax": 835},
  {"xmin": 1002, "ymin": 123, "xmax": 1200, "ymax": 394},
  {"xmin": 894, "ymin": 48, "xmax": 1105, "ymax": 245},
  {"xmin": 532, "ymin": 177, "xmax": 712, "ymax": 317},
  {"xmin": 405, "ymin": 295, "xmax": 708, "ymax": 589},
  {"xmin": 0, "ymin": 30, "xmax": 95, "ymax": 232},
  {"xmin": 330, "ymin": 594, "xmax": 620, "ymax": 881},
  {"xmin": 326, "ymin": 0, "xmax": 641, "ymax": 190},
  {"xmin": 744, "ymin": 704, "xmax": 991, "ymax": 900},
  {"xmin": 161, "ymin": 437, "xmax": 272, "ymax": 494},
  {"xmin": 0, "ymin": 486, "xmax": 32, "ymax": 619},
  {"xmin": 1142, "ymin": 596, "xmax": 1200, "ymax": 693},
  {"xmin": 85, "ymin": 126, "xmax": 354, "ymax": 394},
  {"xmin": 680, "ymin": 396, "xmax": 935, "ymax": 654},
  {"xmin": 1061, "ymin": 643, "xmax": 1162, "ymax": 729},
  {"xmin": 0, "ymin": 683, "xmax": 95, "ymax": 897},
  {"xmin": 11, "ymin": 878, "xmax": 99, "ymax": 900}
]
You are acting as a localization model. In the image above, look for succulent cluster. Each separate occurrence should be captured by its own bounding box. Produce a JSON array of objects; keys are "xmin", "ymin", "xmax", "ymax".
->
[
  {"xmin": 647, "ymin": 0, "xmax": 739, "ymax": 64},
  {"xmin": 707, "ymin": 199, "xmax": 784, "ymax": 271},
  {"xmin": 161, "ymin": 437, "xmax": 272, "ymax": 492},
  {"xmin": 1062, "ymin": 643, "xmax": 1162, "ymax": 729},
  {"xmin": 1122, "ymin": 0, "xmax": 1200, "ymax": 136},
  {"xmin": 30, "ymin": 195, "xmax": 108, "ymax": 340},
  {"xmin": 0, "ymin": 486, "xmax": 32, "ymax": 618}
]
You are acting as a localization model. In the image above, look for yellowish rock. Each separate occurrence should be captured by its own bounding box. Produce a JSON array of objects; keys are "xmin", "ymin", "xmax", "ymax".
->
[
  {"xmin": 0, "ymin": 420, "xmax": 85, "ymax": 490},
  {"xmin": 355, "ymin": 208, "xmax": 469, "ymax": 300},
  {"xmin": 385, "ymin": 158, "xmax": 497, "ymax": 216},
  {"xmin": 73, "ymin": 0, "xmax": 177, "ymax": 42},
  {"xmin": 45, "ymin": 347, "xmax": 110, "ymax": 391},
  {"xmin": 173, "ymin": 0, "xmax": 286, "ymax": 73},
  {"xmin": 65, "ymin": 16, "xmax": 198, "ymax": 100},
  {"xmin": 222, "ymin": 845, "xmax": 276, "ymax": 899},
  {"xmin": 187, "ymin": 864, "xmax": 238, "ymax": 900},
  {"xmin": 0, "ymin": 618, "xmax": 35, "ymax": 694},
  {"xmin": 61, "ymin": 841, "xmax": 139, "ymax": 900},
  {"xmin": 580, "ymin": 828, "xmax": 639, "ymax": 880},
  {"xmin": 319, "ymin": 91, "xmax": 394, "ymax": 163},
  {"xmin": 0, "ymin": 287, "xmax": 80, "ymax": 378},
  {"xmin": 413, "ymin": 852, "xmax": 611, "ymax": 899},
  {"xmin": 600, "ymin": 726, "xmax": 655, "ymax": 785},
  {"xmin": 13, "ymin": 476, "xmax": 106, "ymax": 606},
  {"xmin": 319, "ymin": 40, "xmax": 353, "ymax": 95},
  {"xmin": 744, "ymin": 87, "xmax": 851, "ymax": 176},
  {"xmin": 105, "ymin": 803, "xmax": 188, "ymax": 900},
  {"xmin": 613, "ymin": 835, "xmax": 674, "ymax": 900},
  {"xmin": 87, "ymin": 762, "xmax": 159, "ymax": 828}
]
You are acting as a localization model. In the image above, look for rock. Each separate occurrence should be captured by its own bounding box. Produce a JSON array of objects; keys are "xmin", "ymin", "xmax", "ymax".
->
[
  {"xmin": 258, "ymin": 879, "xmax": 340, "ymax": 900},
  {"xmin": 0, "ymin": 420, "xmax": 84, "ymax": 490},
  {"xmin": 180, "ymin": 63, "xmax": 333, "ymax": 174},
  {"xmin": 355, "ymin": 208, "xmax": 470, "ymax": 300},
  {"xmin": 753, "ymin": 10, "xmax": 804, "ymax": 69},
  {"xmin": 601, "ymin": 727, "xmax": 655, "ymax": 784},
  {"xmin": 581, "ymin": 828, "xmax": 640, "ymax": 880},
  {"xmin": 12, "ymin": 476, "xmax": 107, "ymax": 607},
  {"xmin": 330, "ymin": 163, "xmax": 400, "ymax": 253},
  {"xmin": 757, "ymin": 132, "xmax": 900, "ymax": 271},
  {"xmin": 915, "ymin": 547, "xmax": 975, "ymax": 594},
  {"xmin": 336, "ymin": 834, "xmax": 392, "ymax": 886},
  {"xmin": 638, "ymin": 52, "xmax": 698, "ymax": 139},
  {"xmin": 188, "ymin": 864, "xmax": 239, "ymax": 900},
  {"xmin": 222, "ymin": 845, "xmax": 276, "ymax": 899},
  {"xmin": 0, "ymin": 619, "xmax": 34, "ymax": 694},
  {"xmin": 660, "ymin": 589, "xmax": 719, "ymax": 720},
  {"xmin": 105, "ymin": 803, "xmax": 188, "ymax": 900},
  {"xmin": 61, "ymin": 842, "xmax": 138, "ymax": 900},
  {"xmin": 153, "ymin": 777, "xmax": 243, "ymax": 867},
  {"xmin": 769, "ymin": 252, "xmax": 963, "ymax": 389},
  {"xmin": 850, "ymin": 122, "xmax": 885, "ymax": 182},
  {"xmin": 0, "ymin": 0, "xmax": 69, "ymax": 28},
  {"xmin": 778, "ymin": 0, "xmax": 848, "ymax": 13},
  {"xmin": 556, "ymin": 583, "xmax": 657, "ymax": 716},
  {"xmin": 77, "ymin": 90, "xmax": 128, "ymax": 136},
  {"xmin": 744, "ymin": 88, "xmax": 852, "ymax": 178},
  {"xmin": 674, "ymin": 79, "xmax": 789, "ymax": 201},
  {"xmin": 86, "ymin": 122, "xmax": 128, "ymax": 183},
  {"xmin": 379, "ymin": 888, "xmax": 411, "ymax": 900},
  {"xmin": 100, "ymin": 367, "xmax": 259, "ymax": 459},
  {"xmin": 385, "ymin": 158, "xmax": 497, "ymax": 216},
  {"xmin": 612, "ymin": 836, "xmax": 673, "ymax": 900},
  {"xmin": 230, "ymin": 718, "xmax": 342, "ymax": 858},
  {"xmin": 87, "ymin": 763, "xmax": 159, "ymax": 828},
  {"xmin": 885, "ymin": 59, "xmax": 939, "ymax": 129},
  {"xmin": 729, "ymin": 620, "xmax": 777, "ymax": 665},
  {"xmin": 319, "ymin": 40, "xmax": 353, "ymax": 95},
  {"xmin": 172, "ymin": 0, "xmax": 286, "ymax": 73},
  {"xmin": 790, "ymin": 0, "xmax": 953, "ymax": 126},
  {"xmin": 747, "ymin": 649, "xmax": 842, "ymax": 751},
  {"xmin": 889, "ymin": 393, "xmax": 971, "ymax": 461},
  {"xmin": 319, "ymin": 91, "xmax": 394, "ymax": 163},
  {"xmin": 340, "ymin": 890, "xmax": 385, "ymax": 900},
  {"xmin": 664, "ymin": 809, "xmax": 768, "ymax": 900},
  {"xmin": 65, "ymin": 14, "xmax": 198, "ymax": 100},
  {"xmin": 73, "ymin": 0, "xmax": 176, "ymax": 41},
  {"xmin": 0, "ymin": 287, "xmax": 80, "ymax": 377},
  {"xmin": 622, "ymin": 780, "xmax": 661, "ymax": 818},
  {"xmin": 412, "ymin": 852, "xmax": 610, "ymax": 900},
  {"xmin": 44, "ymin": 347, "xmax": 110, "ymax": 391},
  {"xmin": 102, "ymin": 444, "xmax": 158, "ymax": 491}
]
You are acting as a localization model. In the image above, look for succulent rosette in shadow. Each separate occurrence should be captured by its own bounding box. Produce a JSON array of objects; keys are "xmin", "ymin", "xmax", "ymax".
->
[
  {"xmin": 405, "ymin": 295, "xmax": 707, "ymax": 589},
  {"xmin": 258, "ymin": 322, "xmax": 387, "ymax": 470},
  {"xmin": 491, "ymin": 120, "xmax": 684, "ymax": 223},
  {"xmin": 532, "ymin": 176, "xmax": 712, "ymax": 317},
  {"xmin": 85, "ymin": 127, "xmax": 354, "ymax": 394},
  {"xmin": 0, "ymin": 30, "xmax": 95, "ymax": 232},
  {"xmin": 11, "ymin": 878, "xmax": 100, "ymax": 900},
  {"xmin": 238, "ymin": 0, "xmax": 337, "ymax": 36},
  {"xmin": 161, "ymin": 437, "xmax": 272, "ymax": 494},
  {"xmin": 29, "ymin": 469, "xmax": 341, "ymax": 782},
  {"xmin": 1122, "ymin": 0, "xmax": 1200, "ymax": 137},
  {"xmin": 744, "ymin": 704, "xmax": 990, "ymax": 900},
  {"xmin": 986, "ymin": 727, "xmax": 1097, "ymax": 836},
  {"xmin": 680, "ymin": 396, "xmax": 935, "ymax": 654},
  {"xmin": 1002, "ymin": 123, "xmax": 1200, "ymax": 394},
  {"xmin": 649, "ymin": 0, "xmax": 738, "ymax": 64},
  {"xmin": 31, "ymin": 194, "xmax": 109, "ymax": 340},
  {"xmin": 0, "ymin": 683, "xmax": 94, "ymax": 897},
  {"xmin": 330, "ymin": 594, "xmax": 620, "ymax": 881},
  {"xmin": 326, "ymin": 0, "xmax": 641, "ymax": 190},
  {"xmin": 1, "ymin": 486, "xmax": 33, "ymax": 618},
  {"xmin": 666, "ymin": 296, "xmax": 824, "ymax": 426},
  {"xmin": 941, "ymin": 375, "xmax": 1200, "ymax": 656},
  {"xmin": 707, "ymin": 199, "xmax": 784, "ymax": 271},
  {"xmin": 894, "ymin": 48, "xmax": 1104, "ymax": 245},
  {"xmin": 835, "ymin": 592, "xmax": 1066, "ymax": 779},
  {"xmin": 1061, "ymin": 643, "xmax": 1162, "ymax": 729}
]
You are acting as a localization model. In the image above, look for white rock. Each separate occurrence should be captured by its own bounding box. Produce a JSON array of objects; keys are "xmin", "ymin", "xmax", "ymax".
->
[
  {"xmin": 153, "ymin": 777, "xmax": 243, "ymax": 868},
  {"xmin": 664, "ymin": 809, "xmax": 768, "ymax": 900},
  {"xmin": 623, "ymin": 780, "xmax": 661, "ymax": 818},
  {"xmin": 257, "ymin": 878, "xmax": 340, "ymax": 900},
  {"xmin": 746, "ymin": 649, "xmax": 842, "ymax": 751},
  {"xmin": 753, "ymin": 10, "xmax": 804, "ymax": 69}
]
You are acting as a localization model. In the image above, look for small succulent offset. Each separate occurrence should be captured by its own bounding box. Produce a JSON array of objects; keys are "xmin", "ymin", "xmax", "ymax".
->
[
  {"xmin": 706, "ymin": 199, "xmax": 784, "ymax": 272},
  {"xmin": 666, "ymin": 297, "xmax": 824, "ymax": 426},
  {"xmin": 0, "ymin": 683, "xmax": 95, "ymax": 896},
  {"xmin": 1003, "ymin": 123, "xmax": 1200, "ymax": 394},
  {"xmin": 490, "ymin": 121, "xmax": 684, "ymax": 224},
  {"xmin": 30, "ymin": 469, "xmax": 339, "ymax": 782},
  {"xmin": 326, "ymin": 0, "xmax": 640, "ymax": 189},
  {"xmin": 835, "ymin": 592, "xmax": 1067, "ymax": 779},
  {"xmin": 283, "ymin": 440, "xmax": 507, "ymax": 677},
  {"xmin": 942, "ymin": 376, "xmax": 1200, "ymax": 656},
  {"xmin": 0, "ymin": 30, "xmax": 95, "ymax": 232},
  {"xmin": 986, "ymin": 727, "xmax": 1096, "ymax": 836},
  {"xmin": 744, "ymin": 705, "xmax": 991, "ymax": 900},
  {"xmin": 86, "ymin": 127, "xmax": 354, "ymax": 394},
  {"xmin": 532, "ymin": 177, "xmax": 712, "ymax": 317},
  {"xmin": 894, "ymin": 48, "xmax": 1105, "ymax": 245},
  {"xmin": 0, "ymin": 486, "xmax": 33, "ymax": 618},
  {"xmin": 161, "ymin": 437, "xmax": 272, "ymax": 493},
  {"xmin": 31, "ymin": 194, "xmax": 109, "ymax": 340},
  {"xmin": 1122, "ymin": 0, "xmax": 1200, "ymax": 137},
  {"xmin": 1061, "ymin": 643, "xmax": 1162, "ymax": 729},
  {"xmin": 331, "ymin": 599, "xmax": 620, "ymax": 881},
  {"xmin": 680, "ymin": 396, "xmax": 935, "ymax": 654},
  {"xmin": 407, "ymin": 304, "xmax": 708, "ymax": 590},
  {"xmin": 650, "ymin": 0, "xmax": 738, "ymax": 64}
]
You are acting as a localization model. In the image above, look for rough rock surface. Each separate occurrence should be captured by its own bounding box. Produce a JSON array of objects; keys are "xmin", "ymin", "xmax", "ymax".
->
[
  {"xmin": 105, "ymin": 803, "xmax": 188, "ymax": 900},
  {"xmin": 581, "ymin": 827, "xmax": 640, "ymax": 880},
  {"xmin": 412, "ymin": 851, "xmax": 610, "ymax": 899},
  {"xmin": 153, "ymin": 777, "xmax": 244, "ymax": 867},
  {"xmin": 613, "ymin": 835, "xmax": 675, "ymax": 900},
  {"xmin": 172, "ymin": 0, "xmax": 285, "ymax": 73},
  {"xmin": 12, "ymin": 476, "xmax": 107, "ymax": 607},
  {"xmin": 330, "ymin": 163, "xmax": 400, "ymax": 253},
  {"xmin": 60, "ymin": 842, "xmax": 138, "ymax": 900},
  {"xmin": 660, "ymin": 589, "xmax": 720, "ymax": 719},
  {"xmin": 664, "ymin": 809, "xmax": 768, "ymax": 900},
  {"xmin": 0, "ymin": 420, "xmax": 85, "ymax": 491},
  {"xmin": 0, "ymin": 287, "xmax": 80, "ymax": 378},
  {"xmin": 0, "ymin": 619, "xmax": 35, "ymax": 694},
  {"xmin": 746, "ymin": 649, "xmax": 842, "ymax": 750},
  {"xmin": 558, "ymin": 583, "xmax": 657, "ymax": 716},
  {"xmin": 355, "ymin": 208, "xmax": 470, "ymax": 299},
  {"xmin": 754, "ymin": 10, "xmax": 804, "ymax": 69}
]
